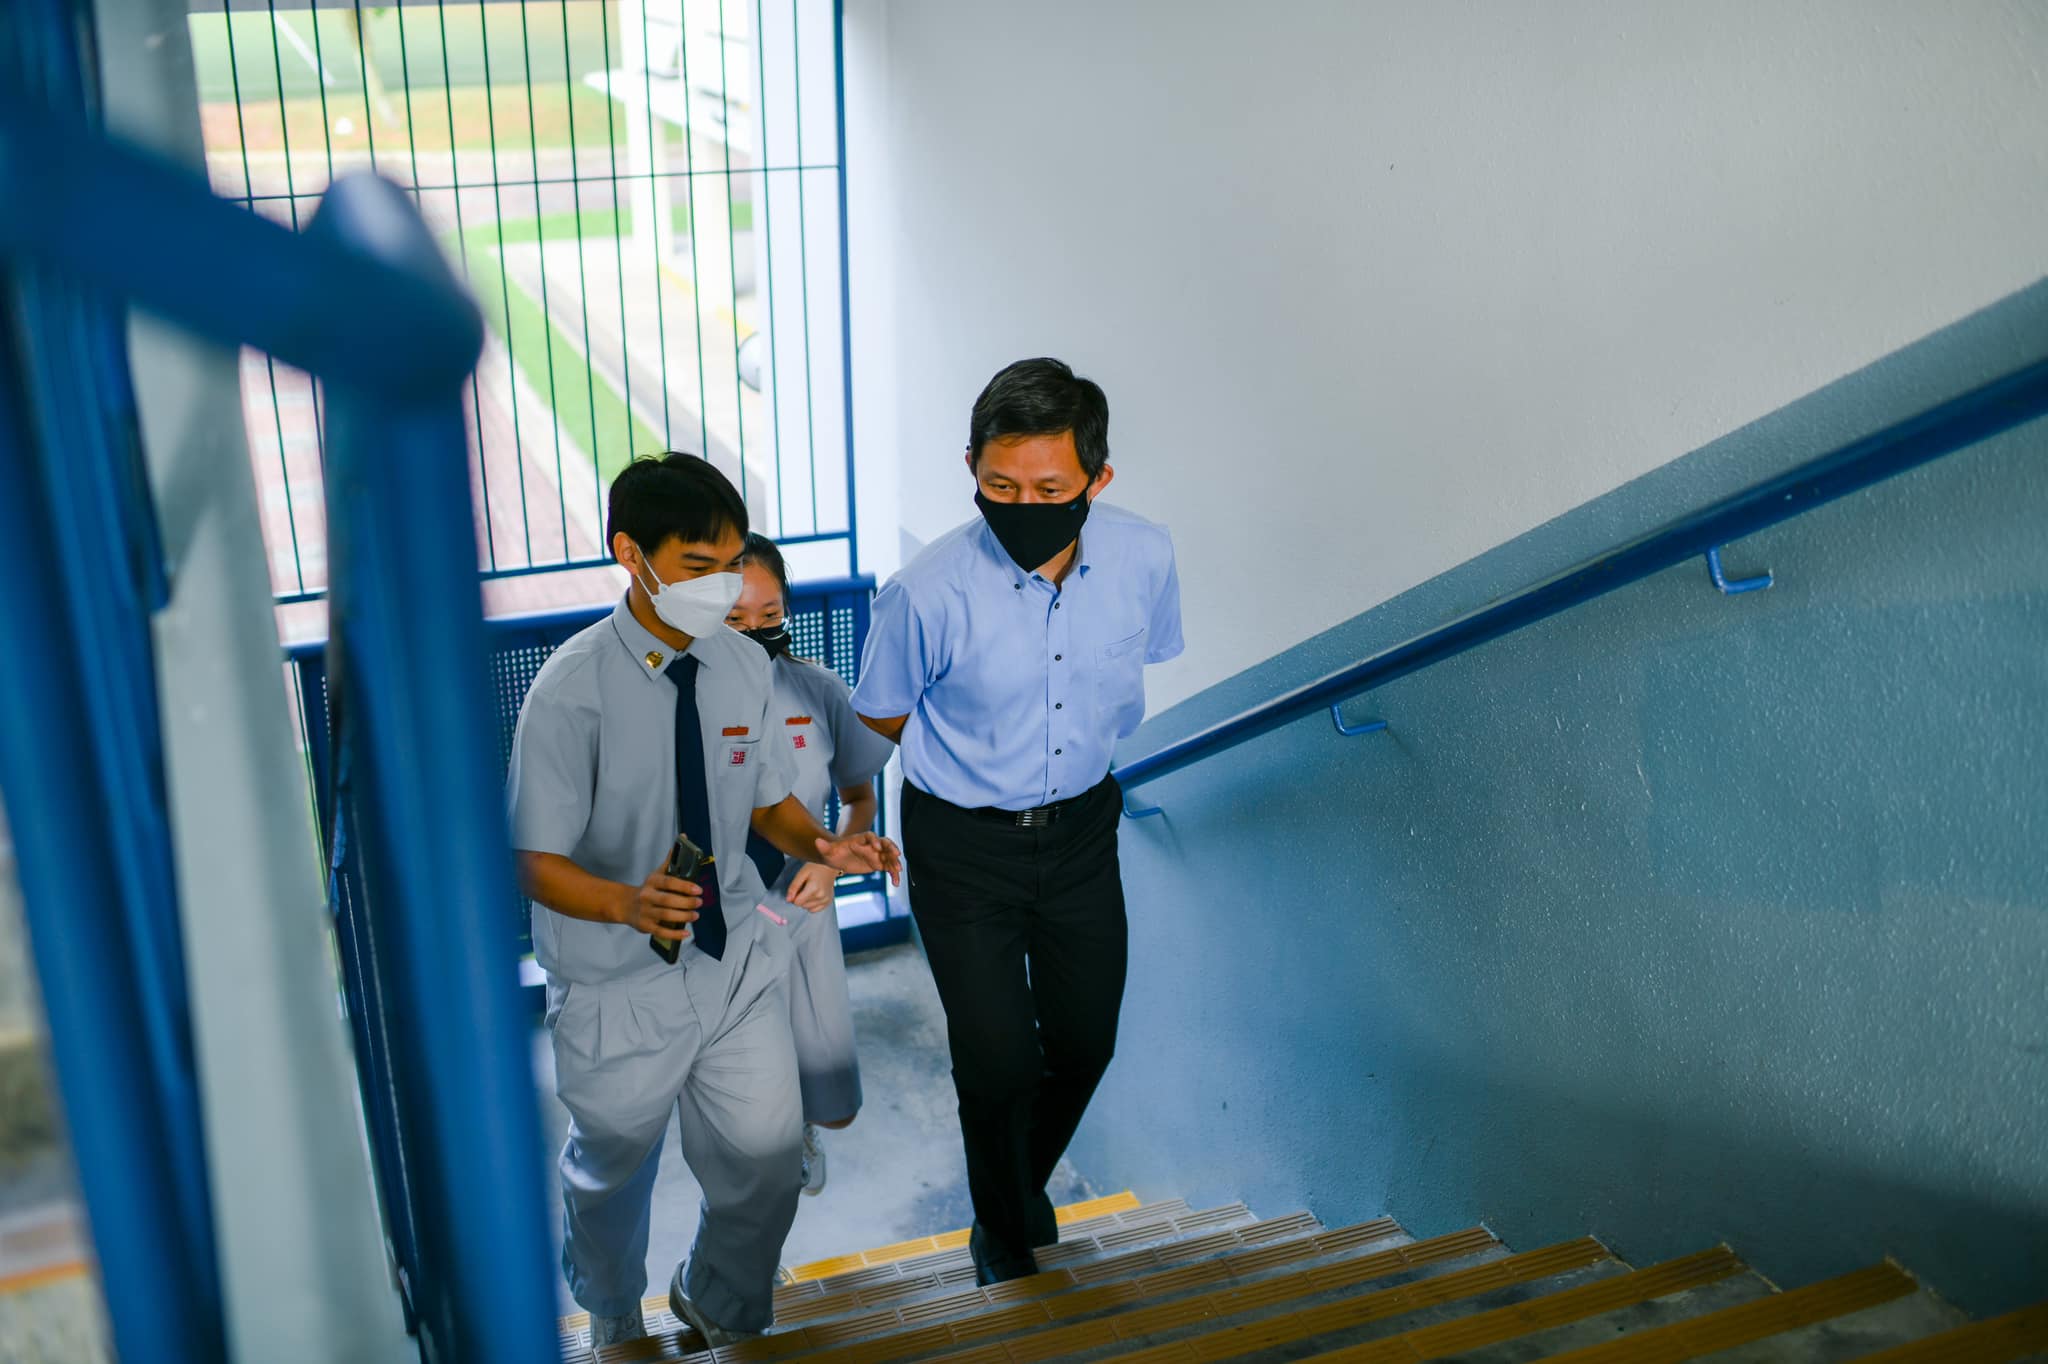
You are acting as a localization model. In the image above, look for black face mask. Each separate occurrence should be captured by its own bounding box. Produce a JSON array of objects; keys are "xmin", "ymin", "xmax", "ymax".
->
[
  {"xmin": 975, "ymin": 489, "xmax": 1091, "ymax": 572},
  {"xmin": 741, "ymin": 623, "xmax": 792, "ymax": 659}
]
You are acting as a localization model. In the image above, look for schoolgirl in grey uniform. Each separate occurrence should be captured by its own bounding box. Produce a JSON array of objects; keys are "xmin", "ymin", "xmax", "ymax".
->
[{"xmin": 727, "ymin": 533, "xmax": 895, "ymax": 1194}]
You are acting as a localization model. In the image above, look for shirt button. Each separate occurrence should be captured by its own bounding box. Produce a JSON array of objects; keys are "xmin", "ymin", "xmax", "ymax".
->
[
  {"xmin": 1054, "ymin": 602, "xmax": 1062, "ymax": 610},
  {"xmin": 1054, "ymin": 654, "xmax": 1062, "ymax": 661},
  {"xmin": 1055, "ymin": 748, "xmax": 1063, "ymax": 755},
  {"xmin": 1055, "ymin": 702, "xmax": 1063, "ymax": 709}
]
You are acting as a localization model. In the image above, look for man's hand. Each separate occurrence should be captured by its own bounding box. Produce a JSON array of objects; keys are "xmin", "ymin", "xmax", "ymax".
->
[
  {"xmin": 813, "ymin": 831, "xmax": 903, "ymax": 885},
  {"xmin": 615, "ymin": 858, "xmax": 702, "ymax": 944},
  {"xmin": 786, "ymin": 862, "xmax": 839, "ymax": 913}
]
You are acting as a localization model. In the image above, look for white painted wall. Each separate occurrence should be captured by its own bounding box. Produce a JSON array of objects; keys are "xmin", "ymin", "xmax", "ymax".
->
[{"xmin": 842, "ymin": 0, "xmax": 2048, "ymax": 712}]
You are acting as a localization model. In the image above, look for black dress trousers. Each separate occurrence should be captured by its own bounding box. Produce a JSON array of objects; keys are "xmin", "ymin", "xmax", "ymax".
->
[{"xmin": 901, "ymin": 775, "xmax": 1130, "ymax": 1261}]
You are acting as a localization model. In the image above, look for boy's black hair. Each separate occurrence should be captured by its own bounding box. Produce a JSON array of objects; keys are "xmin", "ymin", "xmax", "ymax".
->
[
  {"xmin": 607, "ymin": 453, "xmax": 749, "ymax": 557},
  {"xmin": 968, "ymin": 357, "xmax": 1110, "ymax": 478},
  {"xmin": 740, "ymin": 531, "xmax": 792, "ymax": 609}
]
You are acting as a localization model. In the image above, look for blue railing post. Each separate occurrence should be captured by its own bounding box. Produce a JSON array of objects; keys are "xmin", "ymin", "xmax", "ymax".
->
[
  {"xmin": 0, "ymin": 296, "xmax": 227, "ymax": 1363},
  {"xmin": 307, "ymin": 172, "xmax": 558, "ymax": 1363},
  {"xmin": 306, "ymin": 645, "xmax": 425, "ymax": 1332}
]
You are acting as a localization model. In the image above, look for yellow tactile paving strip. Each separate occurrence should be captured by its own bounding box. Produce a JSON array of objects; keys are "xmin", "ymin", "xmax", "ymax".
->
[
  {"xmin": 1304, "ymin": 1247, "xmax": 1747, "ymax": 1362},
  {"xmin": 0, "ymin": 1259, "xmax": 89, "ymax": 1297},
  {"xmin": 1074, "ymin": 1237, "xmax": 1610, "ymax": 1364},
  {"xmin": 786, "ymin": 1191, "xmax": 1142, "ymax": 1283},
  {"xmin": 1540, "ymin": 1261, "xmax": 1919, "ymax": 1364},
  {"xmin": 1849, "ymin": 1300, "xmax": 2048, "ymax": 1364}
]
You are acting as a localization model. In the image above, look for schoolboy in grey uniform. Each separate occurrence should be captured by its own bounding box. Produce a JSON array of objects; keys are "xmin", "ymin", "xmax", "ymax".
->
[{"xmin": 509, "ymin": 455, "xmax": 900, "ymax": 1349}]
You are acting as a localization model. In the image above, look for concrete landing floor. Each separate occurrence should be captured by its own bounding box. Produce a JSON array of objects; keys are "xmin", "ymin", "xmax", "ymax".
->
[{"xmin": 534, "ymin": 942, "xmax": 1101, "ymax": 1318}]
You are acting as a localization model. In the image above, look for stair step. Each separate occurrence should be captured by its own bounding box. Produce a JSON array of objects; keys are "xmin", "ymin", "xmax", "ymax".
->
[
  {"xmin": 1428, "ymin": 1260, "xmax": 1778, "ymax": 1362},
  {"xmin": 786, "ymin": 1197, "xmax": 1197, "ymax": 1301},
  {"xmin": 902, "ymin": 1226, "xmax": 1521, "ymax": 1364},
  {"xmin": 620, "ymin": 1216, "xmax": 1422, "ymax": 1364},
  {"xmin": 1297, "ymin": 1247, "xmax": 1755, "ymax": 1362},
  {"xmin": 785, "ymin": 1191, "xmax": 1144, "ymax": 1282},
  {"xmin": 575, "ymin": 1200, "xmax": 1272, "ymax": 1361},
  {"xmin": 1538, "ymin": 1262, "xmax": 1923, "ymax": 1363},
  {"xmin": 560, "ymin": 1193, "xmax": 1183, "ymax": 1350},
  {"xmin": 1070, "ymin": 1237, "xmax": 1616, "ymax": 1364},
  {"xmin": 1693, "ymin": 1287, "xmax": 1967, "ymax": 1362},
  {"xmin": 768, "ymin": 1206, "xmax": 1288, "ymax": 1333},
  {"xmin": 1850, "ymin": 1301, "xmax": 2048, "ymax": 1363}
]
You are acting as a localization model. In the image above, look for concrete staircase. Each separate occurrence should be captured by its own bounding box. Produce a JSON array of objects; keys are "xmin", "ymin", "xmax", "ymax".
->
[{"xmin": 559, "ymin": 1193, "xmax": 2048, "ymax": 1364}]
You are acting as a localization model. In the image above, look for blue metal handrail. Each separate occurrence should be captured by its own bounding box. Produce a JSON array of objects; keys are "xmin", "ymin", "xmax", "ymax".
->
[
  {"xmin": 307, "ymin": 174, "xmax": 557, "ymax": 1360},
  {"xmin": 1113, "ymin": 355, "xmax": 2048, "ymax": 800},
  {"xmin": 0, "ymin": 93, "xmax": 481, "ymax": 399},
  {"xmin": 1, "ymin": 95, "xmax": 557, "ymax": 1363}
]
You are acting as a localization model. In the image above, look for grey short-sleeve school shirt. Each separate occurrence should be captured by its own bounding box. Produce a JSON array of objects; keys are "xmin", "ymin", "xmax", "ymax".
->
[
  {"xmin": 508, "ymin": 596, "xmax": 798, "ymax": 985},
  {"xmin": 769, "ymin": 656, "xmax": 896, "ymax": 825}
]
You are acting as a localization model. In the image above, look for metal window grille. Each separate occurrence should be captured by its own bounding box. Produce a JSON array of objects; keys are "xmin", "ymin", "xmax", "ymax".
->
[{"xmin": 187, "ymin": 0, "xmax": 857, "ymax": 606}]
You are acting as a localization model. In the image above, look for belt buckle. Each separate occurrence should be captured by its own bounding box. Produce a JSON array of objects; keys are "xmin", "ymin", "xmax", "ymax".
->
[{"xmin": 1014, "ymin": 806, "xmax": 1051, "ymax": 828}]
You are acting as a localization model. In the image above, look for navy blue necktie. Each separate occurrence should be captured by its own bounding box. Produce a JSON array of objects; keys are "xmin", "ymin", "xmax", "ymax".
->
[
  {"xmin": 665, "ymin": 655, "xmax": 724, "ymax": 960},
  {"xmin": 745, "ymin": 829, "xmax": 786, "ymax": 895}
]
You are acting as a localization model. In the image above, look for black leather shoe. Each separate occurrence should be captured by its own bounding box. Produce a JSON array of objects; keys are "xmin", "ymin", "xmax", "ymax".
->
[
  {"xmin": 1028, "ymin": 1191, "xmax": 1058, "ymax": 1248},
  {"xmin": 969, "ymin": 1221, "xmax": 1039, "ymax": 1286}
]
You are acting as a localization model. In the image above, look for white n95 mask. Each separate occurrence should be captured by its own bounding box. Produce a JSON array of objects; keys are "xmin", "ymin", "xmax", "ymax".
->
[{"xmin": 633, "ymin": 547, "xmax": 743, "ymax": 637}]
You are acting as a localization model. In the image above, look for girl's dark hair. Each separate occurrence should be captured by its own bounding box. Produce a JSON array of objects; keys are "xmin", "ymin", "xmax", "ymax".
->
[
  {"xmin": 606, "ymin": 452, "xmax": 748, "ymax": 556},
  {"xmin": 741, "ymin": 531, "xmax": 791, "ymax": 610},
  {"xmin": 968, "ymin": 357, "xmax": 1110, "ymax": 477}
]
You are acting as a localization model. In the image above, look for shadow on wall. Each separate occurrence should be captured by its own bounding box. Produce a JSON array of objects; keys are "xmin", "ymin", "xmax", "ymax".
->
[
  {"xmin": 1377, "ymin": 1059, "xmax": 2048, "ymax": 1312},
  {"xmin": 1077, "ymin": 279, "xmax": 2048, "ymax": 1319}
]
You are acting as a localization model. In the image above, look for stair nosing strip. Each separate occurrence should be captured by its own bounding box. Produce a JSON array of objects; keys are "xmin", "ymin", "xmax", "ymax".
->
[{"xmin": 1537, "ymin": 1261, "xmax": 1920, "ymax": 1364}]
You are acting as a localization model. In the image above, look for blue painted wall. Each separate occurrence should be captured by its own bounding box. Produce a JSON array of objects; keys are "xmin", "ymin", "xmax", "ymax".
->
[{"xmin": 1077, "ymin": 279, "xmax": 2048, "ymax": 1315}]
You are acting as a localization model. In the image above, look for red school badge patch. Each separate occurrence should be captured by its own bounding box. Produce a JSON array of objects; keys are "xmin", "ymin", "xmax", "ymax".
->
[
  {"xmin": 729, "ymin": 746, "xmax": 749, "ymax": 766},
  {"xmin": 792, "ymin": 733, "xmax": 808, "ymax": 750}
]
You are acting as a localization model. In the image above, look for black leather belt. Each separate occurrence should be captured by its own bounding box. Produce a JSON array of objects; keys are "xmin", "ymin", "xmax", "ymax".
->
[
  {"xmin": 910, "ymin": 779, "xmax": 1109, "ymax": 828},
  {"xmin": 970, "ymin": 786, "xmax": 1103, "ymax": 828},
  {"xmin": 985, "ymin": 799, "xmax": 1075, "ymax": 828}
]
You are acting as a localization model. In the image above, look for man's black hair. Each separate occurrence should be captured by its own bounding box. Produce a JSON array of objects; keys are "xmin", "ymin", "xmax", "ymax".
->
[
  {"xmin": 967, "ymin": 357, "xmax": 1110, "ymax": 479},
  {"xmin": 740, "ymin": 531, "xmax": 791, "ymax": 609},
  {"xmin": 607, "ymin": 452, "xmax": 749, "ymax": 557}
]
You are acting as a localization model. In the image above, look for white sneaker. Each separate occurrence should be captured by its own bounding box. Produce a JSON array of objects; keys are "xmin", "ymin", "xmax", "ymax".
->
[
  {"xmin": 800, "ymin": 1122, "xmax": 827, "ymax": 1196},
  {"xmin": 670, "ymin": 1266, "xmax": 755, "ymax": 1348},
  {"xmin": 588, "ymin": 1307, "xmax": 646, "ymax": 1348}
]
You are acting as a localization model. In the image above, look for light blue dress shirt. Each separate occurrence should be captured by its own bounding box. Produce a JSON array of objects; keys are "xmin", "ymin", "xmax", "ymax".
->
[{"xmin": 852, "ymin": 501, "xmax": 1183, "ymax": 811}]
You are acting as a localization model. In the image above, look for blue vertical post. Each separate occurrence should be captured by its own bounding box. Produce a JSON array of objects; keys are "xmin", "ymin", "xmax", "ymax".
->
[
  {"xmin": 833, "ymin": 0, "xmax": 861, "ymax": 573},
  {"xmin": 303, "ymin": 646, "xmax": 425, "ymax": 1331},
  {"xmin": 308, "ymin": 173, "xmax": 557, "ymax": 1363},
  {"xmin": 0, "ymin": 292, "xmax": 226, "ymax": 1363}
]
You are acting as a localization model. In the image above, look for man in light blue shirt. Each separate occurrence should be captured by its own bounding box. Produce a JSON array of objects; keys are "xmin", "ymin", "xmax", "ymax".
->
[{"xmin": 853, "ymin": 357, "xmax": 1182, "ymax": 1284}]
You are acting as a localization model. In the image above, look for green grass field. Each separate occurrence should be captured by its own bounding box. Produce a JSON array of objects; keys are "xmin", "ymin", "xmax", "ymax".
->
[
  {"xmin": 454, "ymin": 231, "xmax": 662, "ymax": 490},
  {"xmin": 189, "ymin": 4, "xmax": 617, "ymax": 105}
]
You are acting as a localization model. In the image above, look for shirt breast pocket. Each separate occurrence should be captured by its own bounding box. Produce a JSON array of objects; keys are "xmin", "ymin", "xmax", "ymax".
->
[
  {"xmin": 717, "ymin": 736, "xmax": 761, "ymax": 784},
  {"xmin": 1095, "ymin": 628, "xmax": 1149, "ymax": 733}
]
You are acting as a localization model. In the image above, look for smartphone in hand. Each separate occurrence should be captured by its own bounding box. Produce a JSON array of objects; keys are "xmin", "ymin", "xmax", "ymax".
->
[{"xmin": 651, "ymin": 831, "xmax": 717, "ymax": 964}]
